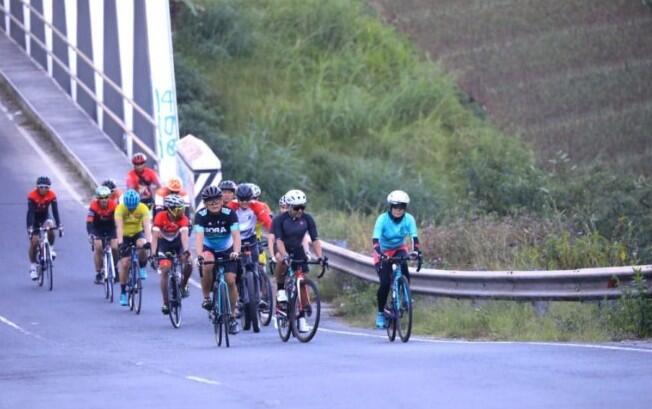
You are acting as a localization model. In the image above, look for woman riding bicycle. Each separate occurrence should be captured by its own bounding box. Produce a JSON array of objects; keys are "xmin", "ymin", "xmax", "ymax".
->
[{"xmin": 372, "ymin": 190, "xmax": 421, "ymax": 329}]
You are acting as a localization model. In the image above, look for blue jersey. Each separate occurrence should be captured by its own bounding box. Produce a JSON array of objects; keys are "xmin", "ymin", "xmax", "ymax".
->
[
  {"xmin": 372, "ymin": 212, "xmax": 418, "ymax": 251},
  {"xmin": 193, "ymin": 207, "xmax": 239, "ymax": 252}
]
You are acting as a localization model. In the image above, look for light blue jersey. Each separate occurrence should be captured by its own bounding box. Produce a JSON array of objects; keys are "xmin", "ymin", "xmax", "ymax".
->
[{"xmin": 372, "ymin": 212, "xmax": 418, "ymax": 251}]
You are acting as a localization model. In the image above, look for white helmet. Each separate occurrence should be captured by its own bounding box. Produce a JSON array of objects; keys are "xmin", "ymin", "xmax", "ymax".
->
[
  {"xmin": 284, "ymin": 189, "xmax": 307, "ymax": 206},
  {"xmin": 387, "ymin": 190, "xmax": 410, "ymax": 205}
]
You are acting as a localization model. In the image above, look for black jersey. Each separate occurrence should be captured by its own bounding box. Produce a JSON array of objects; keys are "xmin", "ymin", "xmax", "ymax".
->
[
  {"xmin": 193, "ymin": 207, "xmax": 239, "ymax": 252},
  {"xmin": 273, "ymin": 212, "xmax": 318, "ymax": 252}
]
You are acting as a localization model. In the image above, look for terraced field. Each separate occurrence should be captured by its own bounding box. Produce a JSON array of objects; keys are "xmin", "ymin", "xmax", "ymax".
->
[{"xmin": 370, "ymin": 0, "xmax": 652, "ymax": 174}]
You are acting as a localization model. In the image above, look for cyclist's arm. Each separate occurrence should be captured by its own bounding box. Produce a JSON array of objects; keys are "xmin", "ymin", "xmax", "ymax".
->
[
  {"xmin": 412, "ymin": 236, "xmax": 420, "ymax": 253},
  {"xmin": 372, "ymin": 238, "xmax": 383, "ymax": 256},
  {"xmin": 26, "ymin": 199, "xmax": 36, "ymax": 228},
  {"xmin": 180, "ymin": 227, "xmax": 190, "ymax": 253},
  {"xmin": 115, "ymin": 211, "xmax": 124, "ymax": 244},
  {"xmin": 151, "ymin": 228, "xmax": 160, "ymax": 255},
  {"xmin": 231, "ymin": 228, "xmax": 241, "ymax": 254},
  {"xmin": 311, "ymin": 239, "xmax": 324, "ymax": 259},
  {"xmin": 142, "ymin": 211, "xmax": 152, "ymax": 243},
  {"xmin": 51, "ymin": 198, "xmax": 61, "ymax": 227},
  {"xmin": 194, "ymin": 225, "xmax": 204, "ymax": 256},
  {"xmin": 276, "ymin": 238, "xmax": 288, "ymax": 259},
  {"xmin": 86, "ymin": 207, "xmax": 96, "ymax": 234}
]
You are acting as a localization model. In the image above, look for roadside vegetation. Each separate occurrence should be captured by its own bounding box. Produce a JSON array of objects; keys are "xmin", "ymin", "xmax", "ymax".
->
[{"xmin": 171, "ymin": 0, "xmax": 652, "ymax": 340}]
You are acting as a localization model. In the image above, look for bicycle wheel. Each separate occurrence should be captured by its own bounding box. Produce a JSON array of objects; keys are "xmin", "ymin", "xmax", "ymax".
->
[
  {"xmin": 38, "ymin": 246, "xmax": 45, "ymax": 287},
  {"xmin": 276, "ymin": 291, "xmax": 291, "ymax": 342},
  {"xmin": 220, "ymin": 284, "xmax": 231, "ymax": 348},
  {"xmin": 134, "ymin": 278, "xmax": 143, "ymax": 314},
  {"xmin": 45, "ymin": 246, "xmax": 53, "ymax": 291},
  {"xmin": 244, "ymin": 269, "xmax": 260, "ymax": 333},
  {"xmin": 168, "ymin": 274, "xmax": 182, "ymax": 328},
  {"xmin": 396, "ymin": 276, "xmax": 412, "ymax": 343},
  {"xmin": 107, "ymin": 256, "xmax": 116, "ymax": 303},
  {"xmin": 290, "ymin": 278, "xmax": 320, "ymax": 343},
  {"xmin": 258, "ymin": 267, "xmax": 273, "ymax": 326},
  {"xmin": 104, "ymin": 252, "xmax": 112, "ymax": 300},
  {"xmin": 212, "ymin": 282, "xmax": 223, "ymax": 346},
  {"xmin": 386, "ymin": 302, "xmax": 397, "ymax": 342}
]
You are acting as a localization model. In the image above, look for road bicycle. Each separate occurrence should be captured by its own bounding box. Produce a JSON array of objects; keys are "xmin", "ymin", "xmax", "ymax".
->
[
  {"xmin": 32, "ymin": 226, "xmax": 62, "ymax": 291},
  {"xmin": 91, "ymin": 235, "xmax": 116, "ymax": 303},
  {"xmin": 200, "ymin": 256, "xmax": 235, "ymax": 347},
  {"xmin": 125, "ymin": 244, "xmax": 144, "ymax": 314},
  {"xmin": 276, "ymin": 258, "xmax": 327, "ymax": 343},
  {"xmin": 237, "ymin": 242, "xmax": 261, "ymax": 333},
  {"xmin": 159, "ymin": 251, "xmax": 183, "ymax": 328},
  {"xmin": 382, "ymin": 252, "xmax": 421, "ymax": 343},
  {"xmin": 253, "ymin": 240, "xmax": 274, "ymax": 327}
]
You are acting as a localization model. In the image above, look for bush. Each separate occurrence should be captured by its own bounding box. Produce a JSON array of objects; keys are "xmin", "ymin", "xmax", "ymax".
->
[{"xmin": 606, "ymin": 270, "xmax": 652, "ymax": 339}]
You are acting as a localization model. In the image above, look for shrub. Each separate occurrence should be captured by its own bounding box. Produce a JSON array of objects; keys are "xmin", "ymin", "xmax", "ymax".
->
[{"xmin": 606, "ymin": 270, "xmax": 652, "ymax": 339}]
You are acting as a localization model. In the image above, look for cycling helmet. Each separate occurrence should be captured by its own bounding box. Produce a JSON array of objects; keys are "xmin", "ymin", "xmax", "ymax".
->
[
  {"xmin": 248, "ymin": 183, "xmax": 261, "ymax": 199},
  {"xmin": 218, "ymin": 179, "xmax": 237, "ymax": 191},
  {"xmin": 95, "ymin": 186, "xmax": 111, "ymax": 199},
  {"xmin": 132, "ymin": 152, "xmax": 147, "ymax": 165},
  {"xmin": 236, "ymin": 184, "xmax": 254, "ymax": 201},
  {"xmin": 164, "ymin": 194, "xmax": 185, "ymax": 209},
  {"xmin": 284, "ymin": 189, "xmax": 307, "ymax": 206},
  {"xmin": 278, "ymin": 195, "xmax": 288, "ymax": 207},
  {"xmin": 166, "ymin": 177, "xmax": 183, "ymax": 193},
  {"xmin": 387, "ymin": 190, "xmax": 410, "ymax": 205},
  {"xmin": 123, "ymin": 189, "xmax": 141, "ymax": 210},
  {"xmin": 101, "ymin": 179, "xmax": 117, "ymax": 191},
  {"xmin": 201, "ymin": 185, "xmax": 223, "ymax": 200},
  {"xmin": 36, "ymin": 176, "xmax": 51, "ymax": 186}
]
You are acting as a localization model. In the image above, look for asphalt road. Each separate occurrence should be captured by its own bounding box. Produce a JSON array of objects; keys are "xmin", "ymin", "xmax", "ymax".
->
[{"xmin": 1, "ymin": 99, "xmax": 651, "ymax": 409}]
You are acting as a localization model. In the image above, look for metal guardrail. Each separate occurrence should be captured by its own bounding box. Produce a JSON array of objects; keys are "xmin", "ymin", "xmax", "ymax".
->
[
  {"xmin": 322, "ymin": 242, "xmax": 652, "ymax": 300},
  {"xmin": 0, "ymin": 1, "xmax": 158, "ymax": 162}
]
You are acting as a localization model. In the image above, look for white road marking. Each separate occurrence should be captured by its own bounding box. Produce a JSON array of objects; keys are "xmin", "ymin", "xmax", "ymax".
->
[
  {"xmin": 319, "ymin": 327, "xmax": 652, "ymax": 354},
  {"xmin": 0, "ymin": 314, "xmax": 45, "ymax": 341},
  {"xmin": 185, "ymin": 375, "xmax": 221, "ymax": 386}
]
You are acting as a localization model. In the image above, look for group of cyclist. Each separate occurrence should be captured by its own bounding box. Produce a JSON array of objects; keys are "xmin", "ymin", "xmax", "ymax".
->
[{"xmin": 27, "ymin": 152, "xmax": 421, "ymax": 332}]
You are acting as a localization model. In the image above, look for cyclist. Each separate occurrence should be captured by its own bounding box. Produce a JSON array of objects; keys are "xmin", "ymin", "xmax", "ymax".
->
[
  {"xmin": 245, "ymin": 182, "xmax": 274, "ymax": 266},
  {"xmin": 194, "ymin": 186, "xmax": 241, "ymax": 334},
  {"xmin": 126, "ymin": 152, "xmax": 160, "ymax": 209},
  {"xmin": 269, "ymin": 195, "xmax": 289, "ymax": 263},
  {"xmin": 218, "ymin": 179, "xmax": 237, "ymax": 204},
  {"xmin": 86, "ymin": 185, "xmax": 118, "ymax": 284},
  {"xmin": 154, "ymin": 177, "xmax": 190, "ymax": 217},
  {"xmin": 115, "ymin": 189, "xmax": 152, "ymax": 306},
  {"xmin": 372, "ymin": 190, "xmax": 421, "ymax": 329},
  {"xmin": 26, "ymin": 176, "xmax": 62, "ymax": 280},
  {"xmin": 273, "ymin": 189, "xmax": 327, "ymax": 329},
  {"xmin": 101, "ymin": 179, "xmax": 122, "ymax": 202},
  {"xmin": 152, "ymin": 194, "xmax": 192, "ymax": 315}
]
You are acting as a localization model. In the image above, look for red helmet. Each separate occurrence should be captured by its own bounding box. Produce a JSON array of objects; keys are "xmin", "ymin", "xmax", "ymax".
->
[{"xmin": 132, "ymin": 153, "xmax": 147, "ymax": 165}]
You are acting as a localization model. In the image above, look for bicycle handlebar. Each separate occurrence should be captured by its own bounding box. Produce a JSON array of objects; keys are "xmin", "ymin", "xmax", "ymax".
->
[
  {"xmin": 285, "ymin": 258, "xmax": 329, "ymax": 279},
  {"xmin": 382, "ymin": 252, "xmax": 422, "ymax": 272}
]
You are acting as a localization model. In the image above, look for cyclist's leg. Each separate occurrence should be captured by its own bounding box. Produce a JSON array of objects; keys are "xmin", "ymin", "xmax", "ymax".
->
[
  {"xmin": 28, "ymin": 226, "xmax": 39, "ymax": 263},
  {"xmin": 135, "ymin": 233, "xmax": 148, "ymax": 268},
  {"xmin": 376, "ymin": 261, "xmax": 392, "ymax": 313},
  {"xmin": 180, "ymin": 251, "xmax": 192, "ymax": 288},
  {"xmin": 44, "ymin": 219, "xmax": 56, "ymax": 245},
  {"xmin": 118, "ymin": 236, "xmax": 136, "ymax": 285},
  {"xmin": 200, "ymin": 246, "xmax": 215, "ymax": 300},
  {"xmin": 225, "ymin": 267, "xmax": 238, "ymax": 318},
  {"xmin": 158, "ymin": 238, "xmax": 180, "ymax": 304},
  {"xmin": 92, "ymin": 236, "xmax": 103, "ymax": 273},
  {"xmin": 274, "ymin": 259, "xmax": 287, "ymax": 291}
]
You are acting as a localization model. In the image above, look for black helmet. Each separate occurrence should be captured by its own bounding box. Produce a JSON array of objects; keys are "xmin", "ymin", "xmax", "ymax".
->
[
  {"xmin": 101, "ymin": 179, "xmax": 117, "ymax": 191},
  {"xmin": 201, "ymin": 185, "xmax": 223, "ymax": 200},
  {"xmin": 236, "ymin": 184, "xmax": 254, "ymax": 201},
  {"xmin": 36, "ymin": 176, "xmax": 51, "ymax": 186},
  {"xmin": 218, "ymin": 179, "xmax": 237, "ymax": 191}
]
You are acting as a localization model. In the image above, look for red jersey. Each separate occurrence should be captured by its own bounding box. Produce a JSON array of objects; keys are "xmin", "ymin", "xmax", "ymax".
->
[
  {"xmin": 86, "ymin": 199, "xmax": 118, "ymax": 226},
  {"xmin": 28, "ymin": 189, "xmax": 57, "ymax": 215},
  {"xmin": 153, "ymin": 211, "xmax": 190, "ymax": 241},
  {"xmin": 126, "ymin": 168, "xmax": 160, "ymax": 200}
]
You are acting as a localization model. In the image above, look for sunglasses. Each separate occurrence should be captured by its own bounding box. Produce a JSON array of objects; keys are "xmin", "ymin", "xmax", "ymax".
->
[
  {"xmin": 291, "ymin": 205, "xmax": 306, "ymax": 211},
  {"xmin": 205, "ymin": 200, "xmax": 222, "ymax": 206},
  {"xmin": 37, "ymin": 185, "xmax": 50, "ymax": 189},
  {"xmin": 390, "ymin": 204, "xmax": 407, "ymax": 210},
  {"xmin": 98, "ymin": 196, "xmax": 110, "ymax": 200}
]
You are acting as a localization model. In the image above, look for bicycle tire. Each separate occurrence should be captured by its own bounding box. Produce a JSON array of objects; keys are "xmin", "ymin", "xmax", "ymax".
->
[
  {"xmin": 396, "ymin": 276, "xmax": 412, "ymax": 343},
  {"xmin": 104, "ymin": 252, "xmax": 111, "ymax": 300},
  {"xmin": 220, "ymin": 283, "xmax": 230, "ymax": 348},
  {"xmin": 386, "ymin": 301, "xmax": 397, "ymax": 342},
  {"xmin": 276, "ymin": 294, "xmax": 292, "ymax": 342},
  {"xmin": 290, "ymin": 278, "xmax": 321, "ymax": 343},
  {"xmin": 168, "ymin": 273, "xmax": 182, "ymax": 328},
  {"xmin": 212, "ymin": 281, "xmax": 222, "ymax": 346},
  {"xmin": 38, "ymin": 246, "xmax": 45, "ymax": 287},
  {"xmin": 135, "ymin": 278, "xmax": 143, "ymax": 314},
  {"xmin": 258, "ymin": 267, "xmax": 273, "ymax": 326},
  {"xmin": 107, "ymin": 253, "xmax": 115, "ymax": 303},
  {"xmin": 45, "ymin": 245, "xmax": 53, "ymax": 291},
  {"xmin": 244, "ymin": 269, "xmax": 260, "ymax": 333}
]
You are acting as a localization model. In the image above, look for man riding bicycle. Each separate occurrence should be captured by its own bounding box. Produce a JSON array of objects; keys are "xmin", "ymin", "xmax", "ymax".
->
[
  {"xmin": 26, "ymin": 176, "xmax": 62, "ymax": 280},
  {"xmin": 115, "ymin": 189, "xmax": 152, "ymax": 306},
  {"xmin": 86, "ymin": 185, "xmax": 118, "ymax": 284},
  {"xmin": 152, "ymin": 194, "xmax": 192, "ymax": 315},
  {"xmin": 372, "ymin": 190, "xmax": 421, "ymax": 329},
  {"xmin": 194, "ymin": 186, "xmax": 242, "ymax": 334},
  {"xmin": 126, "ymin": 152, "xmax": 160, "ymax": 209},
  {"xmin": 218, "ymin": 179, "xmax": 237, "ymax": 204},
  {"xmin": 154, "ymin": 177, "xmax": 190, "ymax": 218},
  {"xmin": 273, "ymin": 190, "xmax": 327, "ymax": 311}
]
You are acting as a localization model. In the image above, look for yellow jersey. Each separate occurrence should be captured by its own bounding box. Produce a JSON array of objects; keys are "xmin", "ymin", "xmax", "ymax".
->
[{"xmin": 115, "ymin": 203, "xmax": 150, "ymax": 236}]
